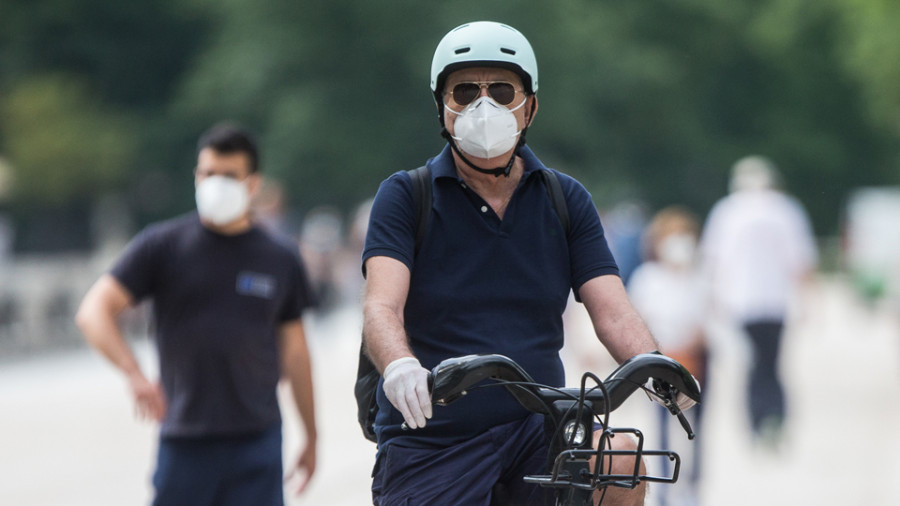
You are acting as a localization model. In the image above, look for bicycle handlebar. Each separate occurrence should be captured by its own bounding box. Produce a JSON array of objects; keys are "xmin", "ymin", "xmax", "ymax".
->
[
  {"xmin": 415, "ymin": 353, "xmax": 702, "ymax": 501},
  {"xmin": 430, "ymin": 352, "xmax": 701, "ymax": 418}
]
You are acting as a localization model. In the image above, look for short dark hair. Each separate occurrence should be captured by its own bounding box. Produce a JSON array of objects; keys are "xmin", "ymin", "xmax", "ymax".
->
[{"xmin": 197, "ymin": 122, "xmax": 260, "ymax": 172}]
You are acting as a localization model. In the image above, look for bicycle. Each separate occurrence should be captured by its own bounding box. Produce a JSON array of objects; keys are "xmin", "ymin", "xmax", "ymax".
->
[{"xmin": 421, "ymin": 352, "xmax": 702, "ymax": 506}]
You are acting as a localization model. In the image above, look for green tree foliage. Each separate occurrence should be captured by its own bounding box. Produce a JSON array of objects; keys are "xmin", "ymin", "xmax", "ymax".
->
[
  {"xmin": 0, "ymin": 0, "xmax": 206, "ymax": 108},
  {"xmin": 831, "ymin": 0, "xmax": 900, "ymax": 133},
  {"xmin": 0, "ymin": 0, "xmax": 208, "ymax": 248},
  {"xmin": 1, "ymin": 75, "xmax": 135, "ymax": 206},
  {"xmin": 165, "ymin": 0, "xmax": 449, "ymax": 213},
  {"xmin": 1, "ymin": 0, "xmax": 899, "ymax": 250},
  {"xmin": 166, "ymin": 0, "xmax": 897, "ymax": 233}
]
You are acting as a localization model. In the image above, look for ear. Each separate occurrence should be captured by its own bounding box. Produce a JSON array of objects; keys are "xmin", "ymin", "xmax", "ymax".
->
[
  {"xmin": 526, "ymin": 95, "xmax": 539, "ymax": 127},
  {"xmin": 246, "ymin": 173, "xmax": 263, "ymax": 199}
]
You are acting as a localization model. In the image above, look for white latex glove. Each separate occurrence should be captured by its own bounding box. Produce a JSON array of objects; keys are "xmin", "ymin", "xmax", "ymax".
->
[
  {"xmin": 646, "ymin": 377, "xmax": 699, "ymax": 413},
  {"xmin": 382, "ymin": 357, "xmax": 432, "ymax": 429}
]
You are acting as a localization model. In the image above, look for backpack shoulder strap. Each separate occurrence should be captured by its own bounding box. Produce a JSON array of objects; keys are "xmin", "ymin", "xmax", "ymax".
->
[
  {"xmin": 538, "ymin": 168, "xmax": 570, "ymax": 236},
  {"xmin": 407, "ymin": 165, "xmax": 432, "ymax": 254}
]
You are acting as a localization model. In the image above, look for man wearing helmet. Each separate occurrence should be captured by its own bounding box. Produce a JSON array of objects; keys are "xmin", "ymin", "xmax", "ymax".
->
[{"xmin": 362, "ymin": 22, "xmax": 693, "ymax": 505}]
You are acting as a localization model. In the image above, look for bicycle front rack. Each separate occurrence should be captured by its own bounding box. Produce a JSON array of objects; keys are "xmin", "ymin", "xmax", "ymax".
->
[{"xmin": 524, "ymin": 427, "xmax": 681, "ymax": 491}]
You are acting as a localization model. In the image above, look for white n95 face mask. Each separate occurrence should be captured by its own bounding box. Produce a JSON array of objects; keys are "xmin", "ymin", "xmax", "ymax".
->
[
  {"xmin": 446, "ymin": 96, "xmax": 524, "ymax": 159},
  {"xmin": 195, "ymin": 175, "xmax": 250, "ymax": 226}
]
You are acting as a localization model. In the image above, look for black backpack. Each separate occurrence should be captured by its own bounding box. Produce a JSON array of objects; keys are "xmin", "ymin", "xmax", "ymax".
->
[{"xmin": 355, "ymin": 165, "xmax": 570, "ymax": 442}]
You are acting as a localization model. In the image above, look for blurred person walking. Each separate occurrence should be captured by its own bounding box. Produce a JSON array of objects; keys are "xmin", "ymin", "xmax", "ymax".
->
[
  {"xmin": 628, "ymin": 206, "xmax": 707, "ymax": 506},
  {"xmin": 299, "ymin": 206, "xmax": 344, "ymax": 313},
  {"xmin": 699, "ymin": 156, "xmax": 817, "ymax": 447},
  {"xmin": 603, "ymin": 199, "xmax": 649, "ymax": 286},
  {"xmin": 75, "ymin": 123, "xmax": 318, "ymax": 505}
]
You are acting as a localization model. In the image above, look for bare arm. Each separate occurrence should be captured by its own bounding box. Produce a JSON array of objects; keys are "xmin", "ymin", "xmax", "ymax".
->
[
  {"xmin": 362, "ymin": 255, "xmax": 432, "ymax": 428},
  {"xmin": 581, "ymin": 275, "xmax": 701, "ymax": 413},
  {"xmin": 74, "ymin": 274, "xmax": 166, "ymax": 421},
  {"xmin": 578, "ymin": 275, "xmax": 659, "ymax": 364},
  {"xmin": 279, "ymin": 319, "xmax": 317, "ymax": 494},
  {"xmin": 361, "ymin": 256, "xmax": 414, "ymax": 372}
]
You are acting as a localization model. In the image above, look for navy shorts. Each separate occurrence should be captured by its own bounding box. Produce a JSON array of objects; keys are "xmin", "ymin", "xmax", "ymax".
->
[
  {"xmin": 152, "ymin": 425, "xmax": 284, "ymax": 506},
  {"xmin": 371, "ymin": 414, "xmax": 555, "ymax": 506}
]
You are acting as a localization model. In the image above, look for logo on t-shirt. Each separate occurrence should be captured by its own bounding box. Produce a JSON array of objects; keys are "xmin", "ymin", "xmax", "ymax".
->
[{"xmin": 236, "ymin": 271, "xmax": 277, "ymax": 299}]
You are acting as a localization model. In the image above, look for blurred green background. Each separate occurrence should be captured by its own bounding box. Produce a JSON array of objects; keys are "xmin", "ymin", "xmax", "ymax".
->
[{"xmin": 1, "ymin": 0, "xmax": 899, "ymax": 252}]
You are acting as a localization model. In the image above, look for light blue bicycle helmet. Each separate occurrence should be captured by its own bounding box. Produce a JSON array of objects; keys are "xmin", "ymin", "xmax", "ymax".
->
[
  {"xmin": 430, "ymin": 21, "xmax": 539, "ymax": 177},
  {"xmin": 430, "ymin": 21, "xmax": 539, "ymax": 103}
]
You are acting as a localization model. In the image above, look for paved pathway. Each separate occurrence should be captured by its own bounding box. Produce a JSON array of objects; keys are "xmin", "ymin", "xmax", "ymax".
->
[{"xmin": 1, "ymin": 276, "xmax": 898, "ymax": 505}]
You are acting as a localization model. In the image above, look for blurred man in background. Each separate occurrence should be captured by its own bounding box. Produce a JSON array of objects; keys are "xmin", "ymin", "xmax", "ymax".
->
[
  {"xmin": 75, "ymin": 123, "xmax": 318, "ymax": 505},
  {"xmin": 700, "ymin": 155, "xmax": 818, "ymax": 447}
]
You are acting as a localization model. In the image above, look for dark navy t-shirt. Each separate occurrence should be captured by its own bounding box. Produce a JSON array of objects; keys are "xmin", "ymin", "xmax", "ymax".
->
[
  {"xmin": 111, "ymin": 213, "xmax": 314, "ymax": 438},
  {"xmin": 363, "ymin": 145, "xmax": 619, "ymax": 448}
]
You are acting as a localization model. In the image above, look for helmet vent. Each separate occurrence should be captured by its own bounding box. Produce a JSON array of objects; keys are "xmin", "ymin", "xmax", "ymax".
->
[
  {"xmin": 500, "ymin": 47, "xmax": 516, "ymax": 55},
  {"xmin": 454, "ymin": 47, "xmax": 471, "ymax": 54}
]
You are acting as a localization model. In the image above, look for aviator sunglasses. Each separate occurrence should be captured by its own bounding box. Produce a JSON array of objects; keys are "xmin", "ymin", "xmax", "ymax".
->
[{"xmin": 449, "ymin": 81, "xmax": 522, "ymax": 106}]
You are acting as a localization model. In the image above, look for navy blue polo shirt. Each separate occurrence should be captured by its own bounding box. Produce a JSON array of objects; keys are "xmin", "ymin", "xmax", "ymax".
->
[
  {"xmin": 111, "ymin": 214, "xmax": 315, "ymax": 438},
  {"xmin": 363, "ymin": 145, "xmax": 619, "ymax": 448}
]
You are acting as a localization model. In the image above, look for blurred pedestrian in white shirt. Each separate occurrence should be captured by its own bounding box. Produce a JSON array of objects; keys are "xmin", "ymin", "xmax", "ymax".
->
[{"xmin": 700, "ymin": 155, "xmax": 818, "ymax": 447}]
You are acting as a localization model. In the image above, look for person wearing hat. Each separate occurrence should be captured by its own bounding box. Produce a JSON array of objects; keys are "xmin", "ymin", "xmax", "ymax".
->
[{"xmin": 361, "ymin": 22, "xmax": 696, "ymax": 505}]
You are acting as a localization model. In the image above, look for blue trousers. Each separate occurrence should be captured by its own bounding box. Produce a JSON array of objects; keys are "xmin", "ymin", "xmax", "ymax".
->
[
  {"xmin": 744, "ymin": 320, "xmax": 786, "ymax": 434},
  {"xmin": 372, "ymin": 414, "xmax": 554, "ymax": 506},
  {"xmin": 152, "ymin": 425, "xmax": 284, "ymax": 506}
]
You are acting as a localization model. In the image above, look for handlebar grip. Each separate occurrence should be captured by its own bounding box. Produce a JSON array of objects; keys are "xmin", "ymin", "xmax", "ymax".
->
[
  {"xmin": 430, "ymin": 354, "xmax": 535, "ymax": 406},
  {"xmin": 611, "ymin": 353, "xmax": 702, "ymax": 404}
]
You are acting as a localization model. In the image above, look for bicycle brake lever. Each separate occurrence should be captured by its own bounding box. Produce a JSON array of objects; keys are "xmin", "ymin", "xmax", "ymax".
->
[
  {"xmin": 676, "ymin": 410, "xmax": 695, "ymax": 440},
  {"xmin": 654, "ymin": 380, "xmax": 695, "ymax": 440}
]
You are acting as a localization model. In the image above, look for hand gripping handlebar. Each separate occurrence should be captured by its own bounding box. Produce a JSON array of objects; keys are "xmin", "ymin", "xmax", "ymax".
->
[{"xmin": 401, "ymin": 353, "xmax": 702, "ymax": 502}]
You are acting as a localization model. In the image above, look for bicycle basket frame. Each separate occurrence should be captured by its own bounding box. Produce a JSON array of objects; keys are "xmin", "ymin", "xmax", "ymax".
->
[{"xmin": 523, "ymin": 426, "xmax": 681, "ymax": 506}]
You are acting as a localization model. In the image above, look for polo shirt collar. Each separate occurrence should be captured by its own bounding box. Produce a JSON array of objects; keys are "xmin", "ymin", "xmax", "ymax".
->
[{"xmin": 427, "ymin": 144, "xmax": 546, "ymax": 182}]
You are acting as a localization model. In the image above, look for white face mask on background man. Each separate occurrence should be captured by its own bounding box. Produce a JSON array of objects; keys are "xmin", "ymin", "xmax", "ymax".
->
[
  {"xmin": 446, "ymin": 96, "xmax": 524, "ymax": 159},
  {"xmin": 195, "ymin": 175, "xmax": 250, "ymax": 226}
]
